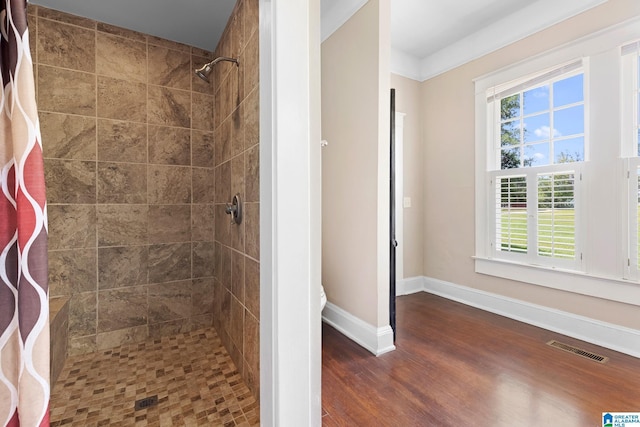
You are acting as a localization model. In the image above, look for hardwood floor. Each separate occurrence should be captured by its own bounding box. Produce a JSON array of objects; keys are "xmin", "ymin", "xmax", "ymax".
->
[{"xmin": 321, "ymin": 292, "xmax": 640, "ymax": 426}]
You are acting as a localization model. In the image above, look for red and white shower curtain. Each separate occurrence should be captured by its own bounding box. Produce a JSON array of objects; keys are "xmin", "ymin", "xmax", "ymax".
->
[{"xmin": 0, "ymin": 0, "xmax": 50, "ymax": 426}]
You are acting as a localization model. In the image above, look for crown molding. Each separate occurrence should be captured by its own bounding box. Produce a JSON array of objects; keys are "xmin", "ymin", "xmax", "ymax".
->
[
  {"xmin": 390, "ymin": 49, "xmax": 423, "ymax": 82},
  {"xmin": 391, "ymin": 0, "xmax": 608, "ymax": 82}
]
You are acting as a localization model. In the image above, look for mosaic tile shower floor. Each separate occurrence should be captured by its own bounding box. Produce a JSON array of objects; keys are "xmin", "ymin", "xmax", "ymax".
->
[{"xmin": 50, "ymin": 327, "xmax": 259, "ymax": 426}]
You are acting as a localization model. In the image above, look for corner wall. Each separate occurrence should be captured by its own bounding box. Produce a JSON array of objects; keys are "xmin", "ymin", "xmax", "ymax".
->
[
  {"xmin": 321, "ymin": 0, "xmax": 391, "ymax": 330},
  {"xmin": 211, "ymin": 0, "xmax": 260, "ymax": 399}
]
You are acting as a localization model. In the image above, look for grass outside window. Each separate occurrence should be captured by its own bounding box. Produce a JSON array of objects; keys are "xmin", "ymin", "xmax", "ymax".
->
[{"xmin": 499, "ymin": 209, "xmax": 575, "ymax": 258}]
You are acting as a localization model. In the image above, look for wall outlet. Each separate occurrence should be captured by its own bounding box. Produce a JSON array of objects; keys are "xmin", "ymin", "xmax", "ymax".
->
[{"xmin": 403, "ymin": 197, "xmax": 411, "ymax": 208}]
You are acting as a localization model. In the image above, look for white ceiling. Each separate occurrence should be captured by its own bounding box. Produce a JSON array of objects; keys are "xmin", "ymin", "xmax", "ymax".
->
[
  {"xmin": 391, "ymin": 0, "xmax": 533, "ymax": 59},
  {"xmin": 30, "ymin": 0, "xmax": 607, "ymax": 81},
  {"xmin": 388, "ymin": 0, "xmax": 607, "ymax": 81}
]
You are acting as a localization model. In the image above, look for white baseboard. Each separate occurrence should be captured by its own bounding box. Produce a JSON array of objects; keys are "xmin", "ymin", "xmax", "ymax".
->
[
  {"xmin": 396, "ymin": 276, "xmax": 424, "ymax": 296},
  {"xmin": 322, "ymin": 302, "xmax": 396, "ymax": 356},
  {"xmin": 406, "ymin": 276, "xmax": 640, "ymax": 359}
]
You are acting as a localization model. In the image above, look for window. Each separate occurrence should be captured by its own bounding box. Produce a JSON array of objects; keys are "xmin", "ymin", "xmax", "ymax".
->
[
  {"xmin": 474, "ymin": 17, "xmax": 640, "ymax": 303},
  {"xmin": 629, "ymin": 165, "xmax": 640, "ymax": 279},
  {"xmin": 498, "ymin": 71, "xmax": 585, "ymax": 169},
  {"xmin": 487, "ymin": 64, "xmax": 584, "ymax": 270},
  {"xmin": 622, "ymin": 41, "xmax": 640, "ymax": 279}
]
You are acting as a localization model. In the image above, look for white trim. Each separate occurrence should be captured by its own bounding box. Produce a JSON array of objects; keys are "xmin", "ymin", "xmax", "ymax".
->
[
  {"xmin": 473, "ymin": 15, "xmax": 640, "ymax": 93},
  {"xmin": 320, "ymin": 0, "xmax": 368, "ymax": 43},
  {"xmin": 260, "ymin": 1, "xmax": 322, "ymax": 425},
  {"xmin": 628, "ymin": 159, "xmax": 640, "ymax": 281},
  {"xmin": 322, "ymin": 302, "xmax": 396, "ymax": 356},
  {"xmin": 259, "ymin": 1, "xmax": 275, "ymax": 423},
  {"xmin": 391, "ymin": 0, "xmax": 607, "ymax": 82},
  {"xmin": 404, "ymin": 276, "xmax": 640, "ymax": 359},
  {"xmin": 396, "ymin": 276, "xmax": 425, "ymax": 296},
  {"xmin": 390, "ymin": 49, "xmax": 422, "ymax": 82},
  {"xmin": 475, "ymin": 257, "xmax": 640, "ymax": 307}
]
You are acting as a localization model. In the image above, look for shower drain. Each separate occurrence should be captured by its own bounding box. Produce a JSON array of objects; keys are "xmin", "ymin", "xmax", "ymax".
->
[{"xmin": 134, "ymin": 395, "xmax": 159, "ymax": 411}]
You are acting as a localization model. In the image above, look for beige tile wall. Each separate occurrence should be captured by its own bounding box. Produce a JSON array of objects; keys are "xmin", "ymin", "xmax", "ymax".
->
[
  {"xmin": 32, "ymin": 5, "xmax": 218, "ymax": 355},
  {"xmin": 49, "ymin": 296, "xmax": 69, "ymax": 385},
  {"xmin": 32, "ymin": 0, "xmax": 260, "ymax": 402},
  {"xmin": 211, "ymin": 0, "xmax": 260, "ymax": 400}
]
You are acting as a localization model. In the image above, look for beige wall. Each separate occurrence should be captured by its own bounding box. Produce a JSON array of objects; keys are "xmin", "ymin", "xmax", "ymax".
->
[
  {"xmin": 321, "ymin": 0, "xmax": 390, "ymax": 327},
  {"xmin": 391, "ymin": 74, "xmax": 423, "ymax": 278},
  {"xmin": 420, "ymin": 0, "xmax": 640, "ymax": 329}
]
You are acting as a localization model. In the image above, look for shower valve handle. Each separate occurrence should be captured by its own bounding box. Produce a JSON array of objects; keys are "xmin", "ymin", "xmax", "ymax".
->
[{"xmin": 225, "ymin": 194, "xmax": 242, "ymax": 225}]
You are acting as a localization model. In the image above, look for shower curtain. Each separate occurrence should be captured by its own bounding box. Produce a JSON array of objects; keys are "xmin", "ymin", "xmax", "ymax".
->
[{"xmin": 0, "ymin": 0, "xmax": 50, "ymax": 426}]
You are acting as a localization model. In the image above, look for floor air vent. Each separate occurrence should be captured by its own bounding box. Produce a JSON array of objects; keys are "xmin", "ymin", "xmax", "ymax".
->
[
  {"xmin": 546, "ymin": 340, "xmax": 609, "ymax": 364},
  {"xmin": 134, "ymin": 395, "xmax": 158, "ymax": 411}
]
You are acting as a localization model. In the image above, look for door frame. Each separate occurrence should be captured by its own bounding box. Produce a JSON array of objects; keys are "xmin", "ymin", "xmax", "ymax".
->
[
  {"xmin": 395, "ymin": 112, "xmax": 406, "ymax": 285},
  {"xmin": 259, "ymin": 0, "xmax": 322, "ymax": 425}
]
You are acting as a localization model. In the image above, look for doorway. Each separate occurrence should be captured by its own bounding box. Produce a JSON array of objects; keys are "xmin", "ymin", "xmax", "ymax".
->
[{"xmin": 390, "ymin": 87, "xmax": 406, "ymax": 339}]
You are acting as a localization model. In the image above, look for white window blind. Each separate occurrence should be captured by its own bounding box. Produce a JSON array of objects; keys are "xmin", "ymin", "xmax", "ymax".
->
[
  {"xmin": 537, "ymin": 172, "xmax": 576, "ymax": 260},
  {"xmin": 495, "ymin": 175, "xmax": 528, "ymax": 254},
  {"xmin": 487, "ymin": 60, "xmax": 583, "ymax": 102},
  {"xmin": 491, "ymin": 168, "xmax": 578, "ymax": 267}
]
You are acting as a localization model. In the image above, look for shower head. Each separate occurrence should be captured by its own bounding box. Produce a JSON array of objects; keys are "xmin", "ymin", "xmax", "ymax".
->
[
  {"xmin": 195, "ymin": 56, "xmax": 239, "ymax": 83},
  {"xmin": 194, "ymin": 63, "xmax": 213, "ymax": 82}
]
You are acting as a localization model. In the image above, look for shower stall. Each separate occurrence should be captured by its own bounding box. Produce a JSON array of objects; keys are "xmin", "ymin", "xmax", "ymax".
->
[{"xmin": 35, "ymin": 0, "xmax": 260, "ymax": 424}]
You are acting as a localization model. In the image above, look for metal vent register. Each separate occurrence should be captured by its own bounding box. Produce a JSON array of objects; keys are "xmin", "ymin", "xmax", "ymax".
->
[{"xmin": 546, "ymin": 340, "xmax": 609, "ymax": 364}]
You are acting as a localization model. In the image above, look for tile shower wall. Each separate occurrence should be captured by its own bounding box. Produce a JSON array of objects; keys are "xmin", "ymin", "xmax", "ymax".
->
[
  {"xmin": 211, "ymin": 0, "xmax": 260, "ymax": 399},
  {"xmin": 32, "ymin": 6, "xmax": 218, "ymax": 355}
]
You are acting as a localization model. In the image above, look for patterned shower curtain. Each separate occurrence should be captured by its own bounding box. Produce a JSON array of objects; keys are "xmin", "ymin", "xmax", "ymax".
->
[{"xmin": 0, "ymin": 0, "xmax": 50, "ymax": 426}]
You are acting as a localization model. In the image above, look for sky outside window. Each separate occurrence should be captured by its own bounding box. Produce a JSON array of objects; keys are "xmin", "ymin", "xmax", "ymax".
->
[{"xmin": 500, "ymin": 72, "xmax": 584, "ymax": 169}]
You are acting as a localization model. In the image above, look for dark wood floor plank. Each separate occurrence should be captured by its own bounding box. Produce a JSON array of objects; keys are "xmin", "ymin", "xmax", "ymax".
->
[{"xmin": 322, "ymin": 292, "xmax": 640, "ymax": 426}]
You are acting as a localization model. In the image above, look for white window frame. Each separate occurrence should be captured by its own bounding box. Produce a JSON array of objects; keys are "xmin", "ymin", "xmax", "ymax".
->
[
  {"xmin": 622, "ymin": 41, "xmax": 640, "ymax": 280},
  {"xmin": 626, "ymin": 159, "xmax": 640, "ymax": 281},
  {"xmin": 485, "ymin": 62, "xmax": 586, "ymax": 272},
  {"xmin": 474, "ymin": 17, "xmax": 640, "ymax": 307},
  {"xmin": 620, "ymin": 40, "xmax": 639, "ymax": 158}
]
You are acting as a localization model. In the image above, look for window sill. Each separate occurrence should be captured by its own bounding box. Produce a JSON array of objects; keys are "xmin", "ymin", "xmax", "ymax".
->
[{"xmin": 473, "ymin": 256, "xmax": 640, "ymax": 307}]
